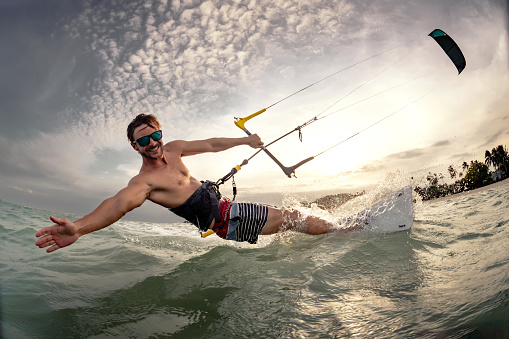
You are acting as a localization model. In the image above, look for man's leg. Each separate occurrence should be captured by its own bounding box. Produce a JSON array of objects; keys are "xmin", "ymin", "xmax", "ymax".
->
[
  {"xmin": 260, "ymin": 206, "xmax": 333, "ymax": 235},
  {"xmin": 260, "ymin": 206, "xmax": 364, "ymax": 236}
]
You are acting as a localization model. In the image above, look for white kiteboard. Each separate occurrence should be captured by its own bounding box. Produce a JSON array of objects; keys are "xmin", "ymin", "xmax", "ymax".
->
[{"xmin": 341, "ymin": 186, "xmax": 414, "ymax": 234}]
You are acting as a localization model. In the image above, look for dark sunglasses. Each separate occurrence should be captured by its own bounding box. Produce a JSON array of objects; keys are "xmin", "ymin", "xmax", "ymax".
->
[{"xmin": 133, "ymin": 130, "xmax": 162, "ymax": 147}]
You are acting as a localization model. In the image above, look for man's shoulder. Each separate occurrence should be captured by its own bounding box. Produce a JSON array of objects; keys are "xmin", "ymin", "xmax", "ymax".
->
[
  {"xmin": 163, "ymin": 140, "xmax": 186, "ymax": 153},
  {"xmin": 128, "ymin": 172, "xmax": 149, "ymax": 186}
]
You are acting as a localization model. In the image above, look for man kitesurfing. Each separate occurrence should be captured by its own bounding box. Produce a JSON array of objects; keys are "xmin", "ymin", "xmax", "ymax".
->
[
  {"xmin": 35, "ymin": 114, "xmax": 356, "ymax": 253},
  {"xmin": 35, "ymin": 29, "xmax": 463, "ymax": 252}
]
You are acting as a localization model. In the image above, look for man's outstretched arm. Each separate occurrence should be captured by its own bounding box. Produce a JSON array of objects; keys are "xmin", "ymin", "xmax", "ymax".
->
[
  {"xmin": 35, "ymin": 181, "xmax": 149, "ymax": 253},
  {"xmin": 171, "ymin": 134, "xmax": 264, "ymax": 156}
]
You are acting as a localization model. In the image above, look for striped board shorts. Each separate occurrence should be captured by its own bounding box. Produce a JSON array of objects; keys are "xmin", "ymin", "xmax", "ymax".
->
[{"xmin": 224, "ymin": 202, "xmax": 268, "ymax": 244}]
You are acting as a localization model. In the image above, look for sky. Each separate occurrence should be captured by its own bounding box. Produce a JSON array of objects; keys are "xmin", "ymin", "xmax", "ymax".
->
[{"xmin": 0, "ymin": 0, "xmax": 508, "ymax": 223}]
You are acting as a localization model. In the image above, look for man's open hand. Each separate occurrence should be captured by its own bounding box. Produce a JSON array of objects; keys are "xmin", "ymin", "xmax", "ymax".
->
[{"xmin": 35, "ymin": 216, "xmax": 79, "ymax": 253}]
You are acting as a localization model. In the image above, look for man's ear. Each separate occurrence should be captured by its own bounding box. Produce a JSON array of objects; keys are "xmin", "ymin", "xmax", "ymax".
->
[{"xmin": 130, "ymin": 142, "xmax": 138, "ymax": 152}]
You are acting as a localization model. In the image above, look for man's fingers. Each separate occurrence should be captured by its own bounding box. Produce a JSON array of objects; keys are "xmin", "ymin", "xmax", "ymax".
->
[
  {"xmin": 35, "ymin": 229, "xmax": 46, "ymax": 238},
  {"xmin": 35, "ymin": 235, "xmax": 55, "ymax": 247},
  {"xmin": 35, "ymin": 216, "xmax": 73, "ymax": 252},
  {"xmin": 35, "ymin": 227, "xmax": 52, "ymax": 238},
  {"xmin": 49, "ymin": 215, "xmax": 66, "ymax": 224},
  {"xmin": 46, "ymin": 244, "xmax": 60, "ymax": 253},
  {"xmin": 35, "ymin": 216, "xmax": 65, "ymax": 238}
]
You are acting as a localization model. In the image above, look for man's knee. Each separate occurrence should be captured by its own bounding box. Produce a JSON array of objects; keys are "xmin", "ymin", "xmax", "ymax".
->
[
  {"xmin": 260, "ymin": 207, "xmax": 332, "ymax": 236},
  {"xmin": 259, "ymin": 206, "xmax": 283, "ymax": 235}
]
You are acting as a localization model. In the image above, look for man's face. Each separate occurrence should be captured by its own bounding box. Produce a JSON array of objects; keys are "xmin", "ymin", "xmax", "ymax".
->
[{"xmin": 131, "ymin": 124, "xmax": 164, "ymax": 160}]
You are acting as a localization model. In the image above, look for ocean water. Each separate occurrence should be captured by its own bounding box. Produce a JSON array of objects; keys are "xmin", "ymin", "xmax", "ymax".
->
[{"xmin": 1, "ymin": 181, "xmax": 508, "ymax": 338}]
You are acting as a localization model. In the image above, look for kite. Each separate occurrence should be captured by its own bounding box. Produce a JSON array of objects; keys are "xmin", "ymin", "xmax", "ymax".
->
[{"xmin": 429, "ymin": 29, "xmax": 466, "ymax": 74}]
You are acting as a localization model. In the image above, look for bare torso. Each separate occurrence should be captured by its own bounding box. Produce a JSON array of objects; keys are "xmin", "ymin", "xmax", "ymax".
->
[{"xmin": 134, "ymin": 143, "xmax": 203, "ymax": 209}]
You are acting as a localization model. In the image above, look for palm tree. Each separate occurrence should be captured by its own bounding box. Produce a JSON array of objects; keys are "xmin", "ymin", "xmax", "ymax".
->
[
  {"xmin": 448, "ymin": 165, "xmax": 457, "ymax": 179},
  {"xmin": 462, "ymin": 161, "xmax": 469, "ymax": 172},
  {"xmin": 492, "ymin": 147, "xmax": 501, "ymax": 171},
  {"xmin": 485, "ymin": 150, "xmax": 495, "ymax": 170},
  {"xmin": 494, "ymin": 145, "xmax": 509, "ymax": 176},
  {"xmin": 427, "ymin": 172, "xmax": 439, "ymax": 186}
]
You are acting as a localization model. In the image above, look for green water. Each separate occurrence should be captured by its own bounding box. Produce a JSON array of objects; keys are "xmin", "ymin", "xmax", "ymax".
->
[{"xmin": 1, "ymin": 182, "xmax": 508, "ymax": 338}]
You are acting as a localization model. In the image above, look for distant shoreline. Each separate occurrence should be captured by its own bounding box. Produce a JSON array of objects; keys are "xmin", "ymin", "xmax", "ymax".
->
[{"xmin": 423, "ymin": 177, "xmax": 509, "ymax": 203}]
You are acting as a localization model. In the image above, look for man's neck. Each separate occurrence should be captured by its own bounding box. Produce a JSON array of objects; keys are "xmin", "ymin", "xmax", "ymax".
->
[{"xmin": 141, "ymin": 153, "xmax": 168, "ymax": 170}]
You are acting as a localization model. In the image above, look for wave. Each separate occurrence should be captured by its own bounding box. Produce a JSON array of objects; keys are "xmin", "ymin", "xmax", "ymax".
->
[{"xmin": 1, "ymin": 179, "xmax": 508, "ymax": 338}]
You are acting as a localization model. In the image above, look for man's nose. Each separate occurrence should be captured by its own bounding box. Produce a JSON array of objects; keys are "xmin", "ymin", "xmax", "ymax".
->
[{"xmin": 147, "ymin": 137, "xmax": 157, "ymax": 146}]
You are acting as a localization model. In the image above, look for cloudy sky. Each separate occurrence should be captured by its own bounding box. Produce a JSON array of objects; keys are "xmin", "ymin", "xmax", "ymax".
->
[{"xmin": 0, "ymin": 0, "xmax": 507, "ymax": 222}]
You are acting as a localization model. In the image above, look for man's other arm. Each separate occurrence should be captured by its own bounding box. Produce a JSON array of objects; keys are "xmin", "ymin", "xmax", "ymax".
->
[
  {"xmin": 35, "ymin": 180, "xmax": 149, "ymax": 253},
  {"xmin": 169, "ymin": 134, "xmax": 264, "ymax": 156}
]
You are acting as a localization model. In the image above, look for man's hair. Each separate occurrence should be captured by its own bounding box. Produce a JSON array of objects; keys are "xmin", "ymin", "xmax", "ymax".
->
[{"xmin": 127, "ymin": 114, "xmax": 161, "ymax": 142}]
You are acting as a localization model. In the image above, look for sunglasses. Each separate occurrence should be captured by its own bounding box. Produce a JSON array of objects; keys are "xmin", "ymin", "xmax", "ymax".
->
[{"xmin": 133, "ymin": 130, "xmax": 163, "ymax": 147}]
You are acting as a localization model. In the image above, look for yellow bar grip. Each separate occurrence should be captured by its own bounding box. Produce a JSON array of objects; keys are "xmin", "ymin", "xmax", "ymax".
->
[
  {"xmin": 234, "ymin": 108, "xmax": 267, "ymax": 130},
  {"xmin": 201, "ymin": 229, "xmax": 215, "ymax": 238}
]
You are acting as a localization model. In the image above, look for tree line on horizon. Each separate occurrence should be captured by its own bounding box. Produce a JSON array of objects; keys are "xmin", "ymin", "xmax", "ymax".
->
[{"xmin": 414, "ymin": 144, "xmax": 508, "ymax": 201}]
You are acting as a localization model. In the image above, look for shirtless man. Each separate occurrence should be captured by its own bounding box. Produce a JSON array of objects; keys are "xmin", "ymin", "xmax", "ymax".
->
[{"xmin": 35, "ymin": 114, "xmax": 335, "ymax": 253}]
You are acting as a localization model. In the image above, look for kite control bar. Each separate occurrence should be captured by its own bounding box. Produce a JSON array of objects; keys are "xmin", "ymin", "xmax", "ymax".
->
[
  {"xmin": 237, "ymin": 125, "xmax": 297, "ymax": 178},
  {"xmin": 216, "ymin": 108, "xmax": 313, "ymax": 187},
  {"xmin": 233, "ymin": 109, "xmax": 314, "ymax": 179}
]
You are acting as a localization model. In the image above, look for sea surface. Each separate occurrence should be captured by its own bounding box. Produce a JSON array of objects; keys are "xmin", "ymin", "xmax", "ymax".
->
[{"xmin": 1, "ymin": 180, "xmax": 508, "ymax": 338}]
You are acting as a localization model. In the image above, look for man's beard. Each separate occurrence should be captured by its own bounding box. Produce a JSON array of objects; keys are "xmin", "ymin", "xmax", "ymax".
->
[{"xmin": 141, "ymin": 143, "xmax": 163, "ymax": 160}]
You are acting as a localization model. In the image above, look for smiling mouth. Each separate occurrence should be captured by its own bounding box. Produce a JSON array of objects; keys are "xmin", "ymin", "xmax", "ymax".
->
[{"xmin": 146, "ymin": 145, "xmax": 159, "ymax": 153}]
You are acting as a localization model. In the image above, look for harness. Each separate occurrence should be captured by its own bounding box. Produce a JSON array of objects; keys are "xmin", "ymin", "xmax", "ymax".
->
[{"xmin": 170, "ymin": 180, "xmax": 232, "ymax": 235}]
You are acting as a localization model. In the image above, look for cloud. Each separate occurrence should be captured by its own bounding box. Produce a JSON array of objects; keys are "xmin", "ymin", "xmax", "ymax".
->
[
  {"xmin": 430, "ymin": 140, "xmax": 451, "ymax": 148},
  {"xmin": 385, "ymin": 148, "xmax": 428, "ymax": 160},
  {"xmin": 12, "ymin": 186, "xmax": 33, "ymax": 194},
  {"xmin": 62, "ymin": 0, "xmax": 398, "ymax": 129}
]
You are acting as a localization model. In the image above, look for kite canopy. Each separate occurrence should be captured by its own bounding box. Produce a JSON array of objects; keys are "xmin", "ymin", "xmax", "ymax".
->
[{"xmin": 429, "ymin": 29, "xmax": 466, "ymax": 74}]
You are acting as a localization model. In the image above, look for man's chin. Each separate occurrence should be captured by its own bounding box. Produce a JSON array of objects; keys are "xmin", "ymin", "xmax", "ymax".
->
[{"xmin": 141, "ymin": 150, "xmax": 163, "ymax": 160}]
